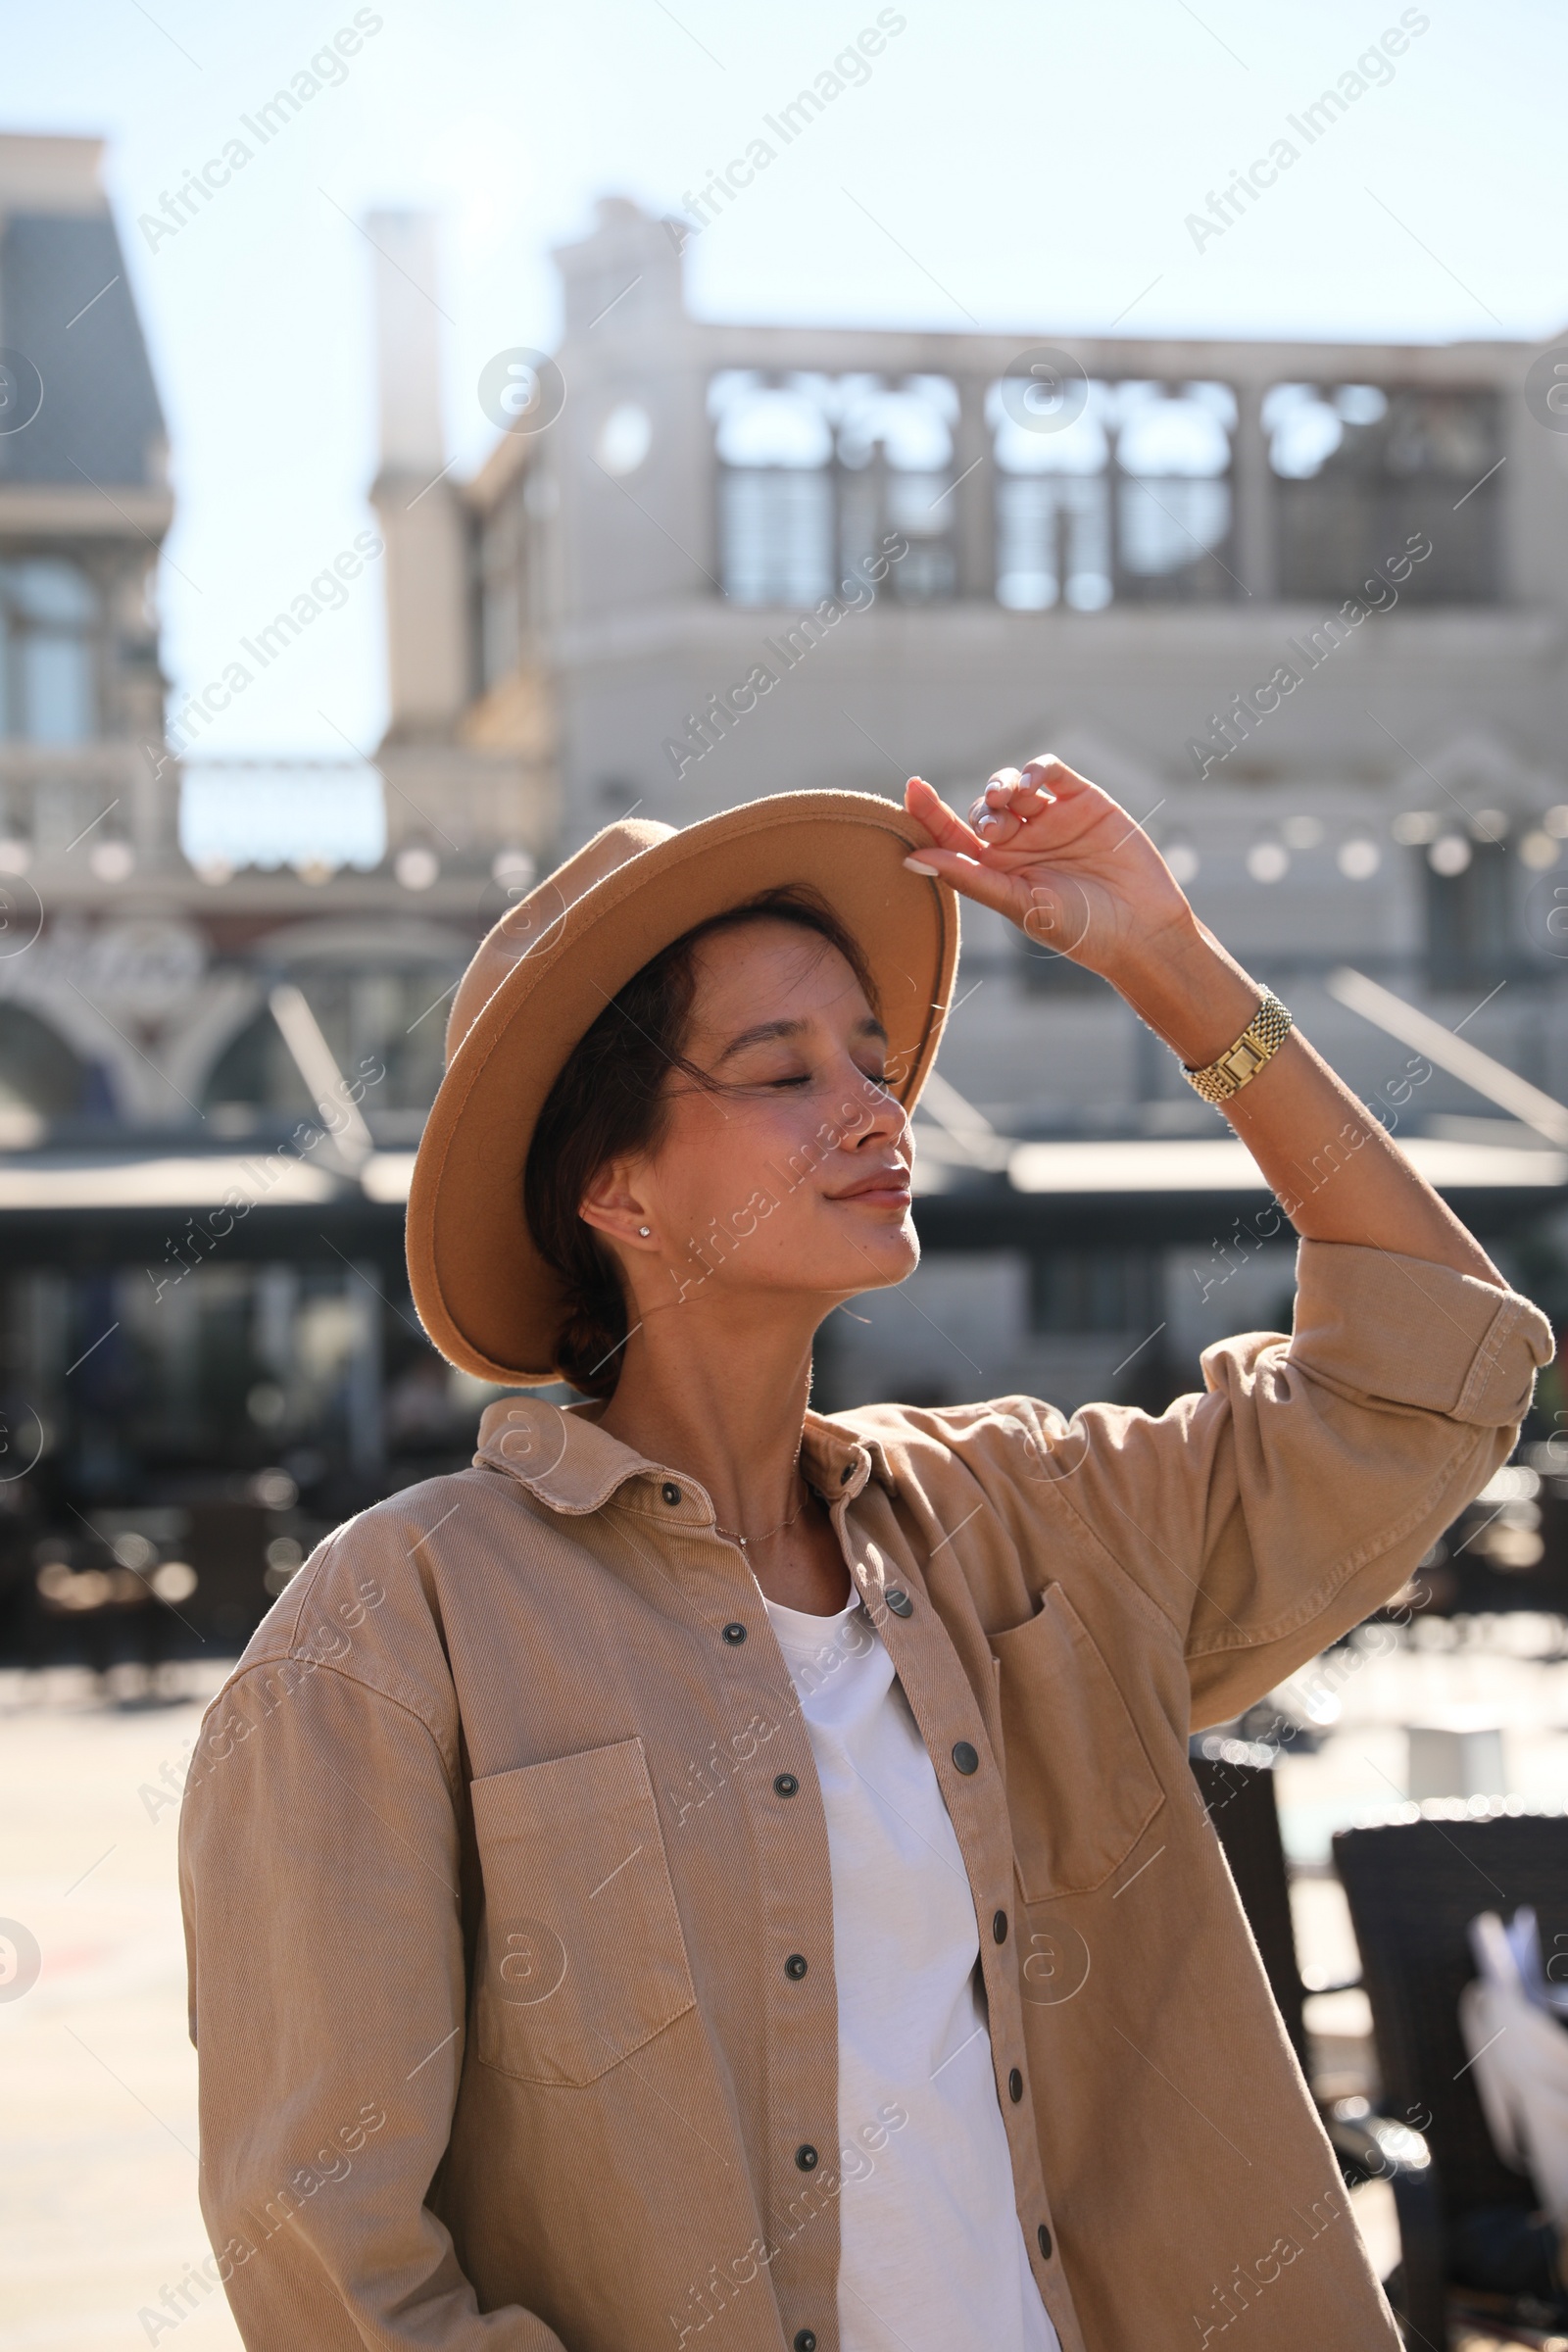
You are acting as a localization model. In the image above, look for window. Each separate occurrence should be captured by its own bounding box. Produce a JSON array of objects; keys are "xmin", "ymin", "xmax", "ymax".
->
[
  {"xmin": 476, "ymin": 487, "xmax": 523, "ymax": 693},
  {"xmin": 473, "ymin": 466, "xmax": 554, "ymax": 695},
  {"xmin": 1423, "ymin": 837, "xmax": 1513, "ymax": 991},
  {"xmin": 0, "ymin": 1003, "xmax": 92, "ymax": 1121},
  {"xmin": 0, "ymin": 559, "xmax": 98, "ymax": 741},
  {"xmin": 1266, "ymin": 384, "xmax": 1500, "ymax": 603},
  {"xmin": 1028, "ymin": 1248, "xmax": 1162, "ymax": 1334},
  {"xmin": 711, "ymin": 371, "xmax": 957, "ymax": 607},
  {"xmin": 204, "ymin": 958, "xmax": 466, "ymax": 1121},
  {"xmin": 992, "ymin": 379, "xmax": 1237, "ymax": 610}
]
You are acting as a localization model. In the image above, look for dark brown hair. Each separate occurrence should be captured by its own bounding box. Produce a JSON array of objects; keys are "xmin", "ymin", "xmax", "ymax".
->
[{"xmin": 523, "ymin": 888, "xmax": 879, "ymax": 1397}]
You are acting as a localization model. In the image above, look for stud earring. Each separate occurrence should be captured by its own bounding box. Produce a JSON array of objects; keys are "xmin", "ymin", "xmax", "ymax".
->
[{"xmin": 637, "ymin": 1225, "xmax": 651, "ymax": 1238}]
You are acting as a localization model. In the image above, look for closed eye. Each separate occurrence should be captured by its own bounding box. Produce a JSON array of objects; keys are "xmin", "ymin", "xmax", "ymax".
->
[{"xmin": 767, "ymin": 1067, "xmax": 888, "ymax": 1092}]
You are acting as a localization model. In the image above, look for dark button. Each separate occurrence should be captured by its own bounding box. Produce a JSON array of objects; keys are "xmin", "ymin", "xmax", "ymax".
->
[
  {"xmin": 1008, "ymin": 2067, "xmax": 1024, "ymax": 2103},
  {"xmin": 774, "ymin": 1772, "xmax": 800, "ymax": 1798},
  {"xmin": 885, "ymin": 1588, "xmax": 913, "ymax": 1617},
  {"xmin": 1037, "ymin": 2224, "xmax": 1053, "ymax": 2261},
  {"xmin": 661, "ymin": 1482, "xmax": 681, "ymax": 1506},
  {"xmin": 722, "ymin": 1622, "xmax": 747, "ymax": 1644},
  {"xmin": 785, "ymin": 1952, "xmax": 808, "ymax": 1981},
  {"xmin": 993, "ymin": 1908, "xmax": 1008, "ymax": 1943},
  {"xmin": 840, "ymin": 1465, "xmax": 853, "ymax": 1484},
  {"xmin": 795, "ymin": 2332, "xmax": 817, "ymax": 2352},
  {"xmin": 952, "ymin": 1740, "xmax": 979, "ymax": 1775},
  {"xmin": 795, "ymin": 2143, "xmax": 818, "ymax": 2172}
]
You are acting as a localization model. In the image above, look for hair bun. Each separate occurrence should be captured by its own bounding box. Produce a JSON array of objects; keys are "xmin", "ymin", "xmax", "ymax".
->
[{"xmin": 554, "ymin": 1282, "xmax": 626, "ymax": 1399}]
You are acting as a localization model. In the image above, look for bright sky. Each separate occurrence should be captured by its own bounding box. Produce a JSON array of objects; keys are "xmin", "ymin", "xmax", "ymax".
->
[{"xmin": 8, "ymin": 0, "xmax": 1567, "ymax": 766}]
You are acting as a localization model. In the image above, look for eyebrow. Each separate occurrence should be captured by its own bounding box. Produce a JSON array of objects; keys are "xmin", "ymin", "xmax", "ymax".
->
[{"xmin": 713, "ymin": 1013, "xmax": 889, "ymax": 1066}]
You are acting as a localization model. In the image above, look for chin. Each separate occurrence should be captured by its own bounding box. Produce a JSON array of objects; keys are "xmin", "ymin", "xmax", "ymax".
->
[{"xmin": 830, "ymin": 1222, "xmax": 919, "ymax": 1293}]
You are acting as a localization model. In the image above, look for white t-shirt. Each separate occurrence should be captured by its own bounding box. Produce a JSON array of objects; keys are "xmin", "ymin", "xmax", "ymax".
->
[{"xmin": 761, "ymin": 1584, "xmax": 1060, "ymax": 2352}]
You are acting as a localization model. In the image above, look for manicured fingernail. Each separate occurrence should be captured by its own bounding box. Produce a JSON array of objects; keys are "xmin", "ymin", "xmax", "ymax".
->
[{"xmin": 904, "ymin": 857, "xmax": 939, "ymax": 875}]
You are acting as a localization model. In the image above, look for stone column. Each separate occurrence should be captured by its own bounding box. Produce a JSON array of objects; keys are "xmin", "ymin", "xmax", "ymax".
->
[
  {"xmin": 1232, "ymin": 381, "xmax": 1277, "ymax": 603},
  {"xmin": 954, "ymin": 375, "xmax": 995, "ymax": 602},
  {"xmin": 367, "ymin": 213, "xmax": 470, "ymax": 742}
]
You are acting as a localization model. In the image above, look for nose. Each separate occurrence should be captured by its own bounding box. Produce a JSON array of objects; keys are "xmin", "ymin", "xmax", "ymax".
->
[{"xmin": 842, "ymin": 1062, "xmax": 909, "ymax": 1154}]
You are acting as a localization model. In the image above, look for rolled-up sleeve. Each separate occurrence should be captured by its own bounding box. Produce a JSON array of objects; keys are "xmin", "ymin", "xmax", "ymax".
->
[
  {"xmin": 953, "ymin": 1242, "xmax": 1552, "ymax": 1729},
  {"xmin": 179, "ymin": 1617, "xmax": 564, "ymax": 2349},
  {"xmin": 1116, "ymin": 1241, "xmax": 1546, "ymax": 1721}
]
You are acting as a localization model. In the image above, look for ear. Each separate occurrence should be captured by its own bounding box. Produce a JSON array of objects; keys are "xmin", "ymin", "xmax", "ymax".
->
[{"xmin": 578, "ymin": 1158, "xmax": 658, "ymax": 1250}]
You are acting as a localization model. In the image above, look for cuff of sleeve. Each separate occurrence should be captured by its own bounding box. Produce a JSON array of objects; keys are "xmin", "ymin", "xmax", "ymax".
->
[{"xmin": 1289, "ymin": 1239, "xmax": 1554, "ymax": 1426}]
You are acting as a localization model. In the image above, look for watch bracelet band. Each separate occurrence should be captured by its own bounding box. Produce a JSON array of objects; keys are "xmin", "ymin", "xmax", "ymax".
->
[{"xmin": 1182, "ymin": 989, "xmax": 1294, "ymax": 1105}]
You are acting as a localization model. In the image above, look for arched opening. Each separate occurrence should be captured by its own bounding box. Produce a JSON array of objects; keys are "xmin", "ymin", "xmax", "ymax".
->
[{"xmin": 0, "ymin": 1001, "xmax": 95, "ymax": 1123}]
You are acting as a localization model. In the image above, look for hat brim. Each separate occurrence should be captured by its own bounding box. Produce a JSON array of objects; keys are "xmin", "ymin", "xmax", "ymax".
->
[{"xmin": 407, "ymin": 790, "xmax": 959, "ymax": 1385}]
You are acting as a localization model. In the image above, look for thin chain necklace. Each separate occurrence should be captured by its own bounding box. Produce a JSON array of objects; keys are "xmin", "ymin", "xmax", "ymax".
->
[{"xmin": 714, "ymin": 1469, "xmax": 817, "ymax": 1551}]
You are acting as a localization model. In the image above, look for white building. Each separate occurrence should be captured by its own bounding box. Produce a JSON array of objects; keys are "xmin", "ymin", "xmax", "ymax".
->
[{"xmin": 372, "ymin": 194, "xmax": 1568, "ymax": 1411}]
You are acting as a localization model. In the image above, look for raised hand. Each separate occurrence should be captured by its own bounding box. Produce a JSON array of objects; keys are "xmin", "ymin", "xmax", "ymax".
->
[
  {"xmin": 903, "ymin": 758, "xmax": 1193, "ymax": 984},
  {"xmin": 900, "ymin": 760, "xmax": 1507, "ymax": 1291}
]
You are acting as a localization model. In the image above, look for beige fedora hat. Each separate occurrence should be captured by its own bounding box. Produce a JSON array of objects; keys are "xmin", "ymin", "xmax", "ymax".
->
[{"xmin": 407, "ymin": 789, "xmax": 959, "ymax": 1386}]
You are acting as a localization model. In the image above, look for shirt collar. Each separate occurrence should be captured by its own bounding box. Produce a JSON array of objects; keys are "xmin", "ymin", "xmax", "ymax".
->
[
  {"xmin": 802, "ymin": 1410, "xmax": 891, "ymax": 1505},
  {"xmin": 473, "ymin": 1397, "xmax": 658, "ymax": 1513},
  {"xmin": 473, "ymin": 1396, "xmax": 891, "ymax": 1516}
]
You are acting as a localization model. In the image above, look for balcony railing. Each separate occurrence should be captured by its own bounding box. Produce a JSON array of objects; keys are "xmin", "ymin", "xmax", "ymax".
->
[
  {"xmin": 0, "ymin": 741, "xmax": 174, "ymax": 884},
  {"xmin": 711, "ymin": 371, "xmax": 1503, "ymax": 611}
]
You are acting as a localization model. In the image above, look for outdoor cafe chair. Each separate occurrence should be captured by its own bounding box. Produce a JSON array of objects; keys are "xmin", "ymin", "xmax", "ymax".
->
[{"xmin": 1334, "ymin": 1802, "xmax": 1568, "ymax": 2349}]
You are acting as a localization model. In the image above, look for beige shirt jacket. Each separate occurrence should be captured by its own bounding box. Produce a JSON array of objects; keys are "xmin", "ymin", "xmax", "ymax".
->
[{"xmin": 179, "ymin": 1240, "xmax": 1552, "ymax": 2352}]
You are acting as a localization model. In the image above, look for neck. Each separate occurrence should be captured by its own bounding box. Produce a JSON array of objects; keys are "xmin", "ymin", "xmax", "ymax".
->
[{"xmin": 593, "ymin": 1291, "xmax": 825, "ymax": 1538}]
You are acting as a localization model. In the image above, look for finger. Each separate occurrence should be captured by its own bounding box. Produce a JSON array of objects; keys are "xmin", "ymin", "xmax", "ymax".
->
[
  {"xmin": 969, "ymin": 797, "xmax": 1024, "ymax": 842},
  {"xmin": 970, "ymin": 768, "xmax": 1057, "ymax": 841},
  {"xmin": 1019, "ymin": 754, "xmax": 1090, "ymax": 795},
  {"xmin": 987, "ymin": 775, "xmax": 1057, "ymax": 811},
  {"xmin": 906, "ymin": 775, "xmax": 988, "ymax": 858},
  {"xmin": 902, "ymin": 843, "xmax": 1024, "ymax": 924}
]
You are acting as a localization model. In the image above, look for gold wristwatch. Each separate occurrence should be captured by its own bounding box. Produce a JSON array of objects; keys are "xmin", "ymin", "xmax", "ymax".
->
[{"xmin": 1182, "ymin": 989, "xmax": 1293, "ymax": 1105}]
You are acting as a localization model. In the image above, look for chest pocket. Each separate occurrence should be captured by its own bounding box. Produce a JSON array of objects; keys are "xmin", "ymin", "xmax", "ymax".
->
[
  {"xmin": 990, "ymin": 1583, "xmax": 1165, "ymax": 1900},
  {"xmin": 469, "ymin": 1736, "xmax": 696, "ymax": 2087}
]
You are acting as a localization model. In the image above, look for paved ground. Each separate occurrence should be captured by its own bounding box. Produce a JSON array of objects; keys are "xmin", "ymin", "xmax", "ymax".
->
[
  {"xmin": 0, "ymin": 1665, "xmax": 241, "ymax": 2352},
  {"xmin": 4, "ymin": 1627, "xmax": 1566, "ymax": 2349}
]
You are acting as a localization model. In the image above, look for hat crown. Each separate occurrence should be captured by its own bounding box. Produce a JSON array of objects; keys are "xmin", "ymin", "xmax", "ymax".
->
[{"xmin": 447, "ymin": 816, "xmax": 674, "ymax": 1065}]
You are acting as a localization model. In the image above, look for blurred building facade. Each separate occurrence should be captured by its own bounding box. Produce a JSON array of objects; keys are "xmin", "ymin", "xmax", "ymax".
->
[
  {"xmin": 0, "ymin": 140, "xmax": 552, "ymax": 1661},
  {"xmin": 383, "ymin": 193, "xmax": 1568, "ymax": 1416},
  {"xmin": 0, "ymin": 157, "xmax": 1563, "ymax": 1662}
]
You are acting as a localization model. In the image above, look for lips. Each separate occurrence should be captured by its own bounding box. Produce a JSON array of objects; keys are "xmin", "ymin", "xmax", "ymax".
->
[{"xmin": 830, "ymin": 1166, "xmax": 912, "ymax": 1203}]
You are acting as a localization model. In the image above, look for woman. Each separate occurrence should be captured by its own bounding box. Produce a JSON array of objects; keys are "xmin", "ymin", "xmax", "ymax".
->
[{"xmin": 180, "ymin": 760, "xmax": 1550, "ymax": 2352}]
